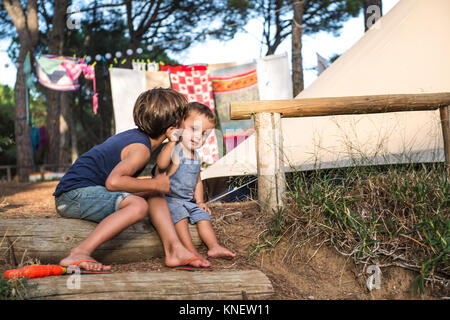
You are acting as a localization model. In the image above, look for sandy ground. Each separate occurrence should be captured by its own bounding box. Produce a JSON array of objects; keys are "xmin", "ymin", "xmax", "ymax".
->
[{"xmin": 0, "ymin": 181, "xmax": 446, "ymax": 300}]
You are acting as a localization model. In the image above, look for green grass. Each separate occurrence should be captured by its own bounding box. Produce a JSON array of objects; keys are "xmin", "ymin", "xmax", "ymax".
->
[
  {"xmin": 251, "ymin": 162, "xmax": 449, "ymax": 295},
  {"xmin": 0, "ymin": 277, "xmax": 37, "ymax": 300}
]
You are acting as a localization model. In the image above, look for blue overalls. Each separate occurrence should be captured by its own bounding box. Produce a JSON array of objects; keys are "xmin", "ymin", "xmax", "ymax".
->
[{"xmin": 166, "ymin": 144, "xmax": 211, "ymax": 225}]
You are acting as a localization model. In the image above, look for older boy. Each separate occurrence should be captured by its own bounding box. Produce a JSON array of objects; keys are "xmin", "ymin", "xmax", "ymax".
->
[{"xmin": 54, "ymin": 88, "xmax": 211, "ymax": 271}]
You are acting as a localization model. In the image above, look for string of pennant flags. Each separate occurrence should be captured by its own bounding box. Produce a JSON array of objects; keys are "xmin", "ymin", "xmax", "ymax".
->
[{"xmin": 3, "ymin": 43, "xmax": 161, "ymax": 69}]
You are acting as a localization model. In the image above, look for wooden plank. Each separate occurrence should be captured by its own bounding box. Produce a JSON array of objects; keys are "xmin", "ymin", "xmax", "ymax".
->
[
  {"xmin": 0, "ymin": 218, "xmax": 202, "ymax": 265},
  {"xmin": 255, "ymin": 113, "xmax": 286, "ymax": 212},
  {"xmin": 440, "ymin": 106, "xmax": 450, "ymax": 173},
  {"xmin": 28, "ymin": 270, "xmax": 274, "ymax": 300},
  {"xmin": 230, "ymin": 92, "xmax": 450, "ymax": 120}
]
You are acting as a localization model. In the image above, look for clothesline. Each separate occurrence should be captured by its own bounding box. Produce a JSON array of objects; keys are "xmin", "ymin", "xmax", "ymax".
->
[{"xmin": 110, "ymin": 53, "xmax": 293, "ymax": 165}]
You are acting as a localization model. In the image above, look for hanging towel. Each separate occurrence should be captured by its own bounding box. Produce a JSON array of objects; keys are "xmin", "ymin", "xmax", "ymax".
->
[
  {"xmin": 37, "ymin": 126, "xmax": 47, "ymax": 152},
  {"xmin": 82, "ymin": 64, "xmax": 98, "ymax": 114},
  {"xmin": 36, "ymin": 56, "xmax": 63, "ymax": 75},
  {"xmin": 23, "ymin": 52, "xmax": 34, "ymax": 90},
  {"xmin": 83, "ymin": 64, "xmax": 95, "ymax": 80},
  {"xmin": 109, "ymin": 68, "xmax": 146, "ymax": 134},
  {"xmin": 147, "ymin": 62, "xmax": 159, "ymax": 72},
  {"xmin": 256, "ymin": 53, "xmax": 293, "ymax": 100},
  {"xmin": 36, "ymin": 55, "xmax": 80, "ymax": 91},
  {"xmin": 61, "ymin": 62, "xmax": 85, "ymax": 81},
  {"xmin": 145, "ymin": 71, "xmax": 171, "ymax": 90},
  {"xmin": 169, "ymin": 69, "xmax": 219, "ymax": 164},
  {"xmin": 54, "ymin": 59, "xmax": 98, "ymax": 114},
  {"xmin": 30, "ymin": 125, "xmax": 40, "ymax": 154},
  {"xmin": 23, "ymin": 52, "xmax": 34, "ymax": 125},
  {"xmin": 209, "ymin": 62, "xmax": 259, "ymax": 153}
]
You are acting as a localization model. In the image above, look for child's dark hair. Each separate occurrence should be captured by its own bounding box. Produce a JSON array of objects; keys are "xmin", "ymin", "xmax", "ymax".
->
[
  {"xmin": 133, "ymin": 88, "xmax": 188, "ymax": 138},
  {"xmin": 184, "ymin": 102, "xmax": 216, "ymax": 124}
]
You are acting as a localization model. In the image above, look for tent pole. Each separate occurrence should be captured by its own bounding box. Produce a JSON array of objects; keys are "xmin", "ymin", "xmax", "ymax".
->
[
  {"xmin": 254, "ymin": 112, "xmax": 286, "ymax": 213},
  {"xmin": 440, "ymin": 106, "xmax": 450, "ymax": 175}
]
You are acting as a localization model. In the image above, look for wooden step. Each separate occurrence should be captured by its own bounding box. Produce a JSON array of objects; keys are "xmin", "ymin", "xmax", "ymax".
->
[
  {"xmin": 0, "ymin": 218, "xmax": 201, "ymax": 264},
  {"xmin": 28, "ymin": 270, "xmax": 274, "ymax": 300}
]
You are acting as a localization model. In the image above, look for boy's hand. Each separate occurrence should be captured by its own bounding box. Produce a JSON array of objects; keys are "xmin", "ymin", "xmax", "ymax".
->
[
  {"xmin": 152, "ymin": 173, "xmax": 171, "ymax": 194},
  {"xmin": 198, "ymin": 202, "xmax": 211, "ymax": 216},
  {"xmin": 166, "ymin": 127, "xmax": 183, "ymax": 143}
]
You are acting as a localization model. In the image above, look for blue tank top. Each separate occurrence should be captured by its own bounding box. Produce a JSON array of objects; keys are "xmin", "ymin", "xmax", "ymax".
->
[{"xmin": 53, "ymin": 129, "xmax": 152, "ymax": 197}]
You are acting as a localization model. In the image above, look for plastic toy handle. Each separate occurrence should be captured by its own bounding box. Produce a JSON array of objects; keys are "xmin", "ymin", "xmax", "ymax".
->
[{"xmin": 4, "ymin": 265, "xmax": 66, "ymax": 279}]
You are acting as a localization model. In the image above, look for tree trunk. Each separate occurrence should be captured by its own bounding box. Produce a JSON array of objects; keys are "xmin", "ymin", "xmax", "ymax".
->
[
  {"xmin": 291, "ymin": 0, "xmax": 304, "ymax": 97},
  {"xmin": 45, "ymin": 0, "xmax": 69, "ymax": 171},
  {"xmin": 59, "ymin": 92, "xmax": 71, "ymax": 171},
  {"xmin": 70, "ymin": 102, "xmax": 79, "ymax": 163},
  {"xmin": 364, "ymin": 0, "xmax": 383, "ymax": 32},
  {"xmin": 14, "ymin": 47, "xmax": 35, "ymax": 181},
  {"xmin": 3, "ymin": 0, "xmax": 39, "ymax": 182}
]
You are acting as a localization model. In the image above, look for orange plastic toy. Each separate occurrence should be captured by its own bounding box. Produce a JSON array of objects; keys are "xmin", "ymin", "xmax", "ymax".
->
[{"xmin": 4, "ymin": 265, "xmax": 66, "ymax": 279}]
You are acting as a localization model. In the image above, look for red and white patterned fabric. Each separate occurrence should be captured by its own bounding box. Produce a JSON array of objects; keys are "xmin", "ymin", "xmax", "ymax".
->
[
  {"xmin": 170, "ymin": 70, "xmax": 219, "ymax": 165},
  {"xmin": 169, "ymin": 70, "xmax": 215, "ymax": 111}
]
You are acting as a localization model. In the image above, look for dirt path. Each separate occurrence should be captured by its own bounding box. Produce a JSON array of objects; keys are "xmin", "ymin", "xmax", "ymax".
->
[{"xmin": 0, "ymin": 181, "xmax": 443, "ymax": 300}]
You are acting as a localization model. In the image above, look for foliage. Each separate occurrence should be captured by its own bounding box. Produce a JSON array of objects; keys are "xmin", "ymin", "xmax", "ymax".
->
[
  {"xmin": 0, "ymin": 277, "xmax": 37, "ymax": 300},
  {"xmin": 303, "ymin": 0, "xmax": 363, "ymax": 35},
  {"xmin": 0, "ymin": 84, "xmax": 47, "ymax": 166},
  {"xmin": 59, "ymin": 0, "xmax": 254, "ymax": 53},
  {"xmin": 251, "ymin": 163, "xmax": 449, "ymax": 295},
  {"xmin": 0, "ymin": 84, "xmax": 15, "ymax": 165},
  {"xmin": 252, "ymin": 0, "xmax": 364, "ymax": 54}
]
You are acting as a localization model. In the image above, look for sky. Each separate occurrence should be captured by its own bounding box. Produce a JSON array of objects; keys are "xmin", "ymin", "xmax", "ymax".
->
[{"xmin": 0, "ymin": 0, "xmax": 399, "ymax": 89}]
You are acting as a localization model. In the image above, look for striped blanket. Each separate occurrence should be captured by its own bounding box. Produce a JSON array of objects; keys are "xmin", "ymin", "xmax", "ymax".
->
[{"xmin": 209, "ymin": 62, "xmax": 258, "ymax": 153}]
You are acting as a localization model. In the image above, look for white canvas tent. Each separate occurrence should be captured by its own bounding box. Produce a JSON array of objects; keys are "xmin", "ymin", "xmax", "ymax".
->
[{"xmin": 201, "ymin": 0, "xmax": 450, "ymax": 180}]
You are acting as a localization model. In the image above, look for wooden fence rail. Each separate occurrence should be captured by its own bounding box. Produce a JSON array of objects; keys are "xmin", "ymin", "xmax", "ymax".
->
[{"xmin": 229, "ymin": 92, "xmax": 450, "ymax": 212}]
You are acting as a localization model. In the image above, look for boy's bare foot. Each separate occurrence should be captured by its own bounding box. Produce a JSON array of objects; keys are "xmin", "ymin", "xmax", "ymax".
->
[
  {"xmin": 207, "ymin": 245, "xmax": 236, "ymax": 260},
  {"xmin": 165, "ymin": 244, "xmax": 211, "ymax": 268},
  {"xmin": 192, "ymin": 250, "xmax": 210, "ymax": 265},
  {"xmin": 59, "ymin": 249, "xmax": 111, "ymax": 271}
]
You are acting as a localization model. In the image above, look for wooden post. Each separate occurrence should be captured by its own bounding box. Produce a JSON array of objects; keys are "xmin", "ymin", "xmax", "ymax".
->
[
  {"xmin": 7, "ymin": 166, "xmax": 11, "ymax": 182},
  {"xmin": 254, "ymin": 112, "xmax": 286, "ymax": 213},
  {"xmin": 39, "ymin": 165, "xmax": 44, "ymax": 180},
  {"xmin": 440, "ymin": 106, "xmax": 450, "ymax": 174}
]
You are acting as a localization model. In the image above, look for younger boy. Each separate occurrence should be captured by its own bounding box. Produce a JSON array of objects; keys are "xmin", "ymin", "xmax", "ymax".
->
[
  {"xmin": 54, "ymin": 88, "xmax": 211, "ymax": 271},
  {"xmin": 156, "ymin": 102, "xmax": 236, "ymax": 262}
]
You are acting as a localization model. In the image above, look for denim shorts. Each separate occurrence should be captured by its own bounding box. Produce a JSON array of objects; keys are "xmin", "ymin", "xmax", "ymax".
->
[
  {"xmin": 55, "ymin": 186, "xmax": 130, "ymax": 223},
  {"xmin": 166, "ymin": 197, "xmax": 211, "ymax": 225}
]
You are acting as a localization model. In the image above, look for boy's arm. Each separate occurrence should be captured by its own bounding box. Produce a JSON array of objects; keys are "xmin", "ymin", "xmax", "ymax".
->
[
  {"xmin": 194, "ymin": 173, "xmax": 211, "ymax": 215},
  {"xmin": 105, "ymin": 143, "xmax": 170, "ymax": 194},
  {"xmin": 156, "ymin": 127, "xmax": 182, "ymax": 173},
  {"xmin": 156, "ymin": 141, "xmax": 177, "ymax": 173}
]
